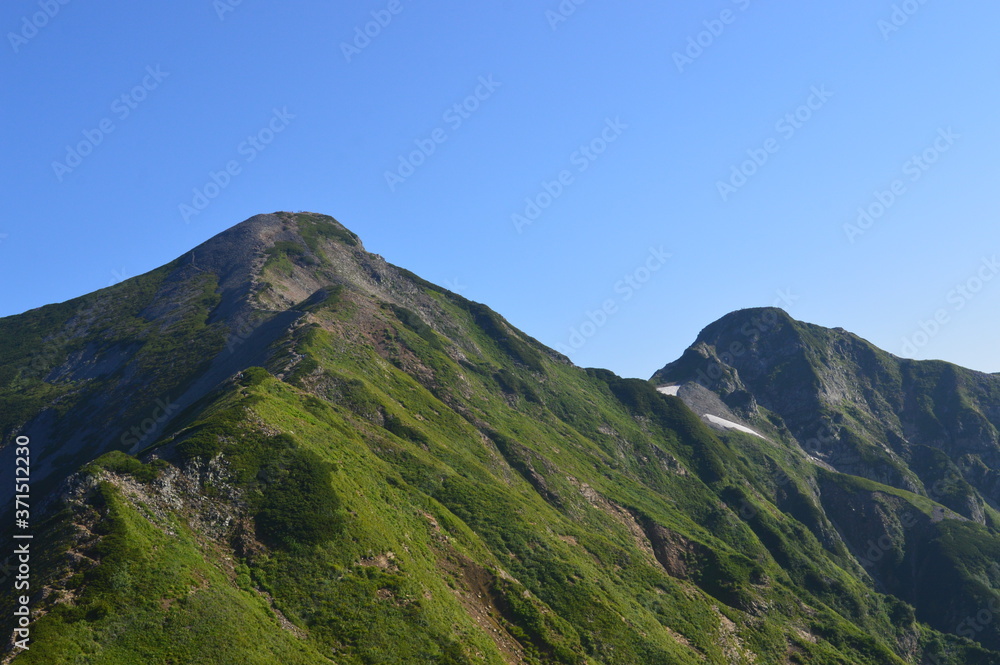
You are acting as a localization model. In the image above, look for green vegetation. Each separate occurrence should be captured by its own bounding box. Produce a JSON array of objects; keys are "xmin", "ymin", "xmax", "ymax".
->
[
  {"xmin": 294, "ymin": 212, "xmax": 360, "ymax": 250},
  {"xmin": 8, "ymin": 223, "xmax": 1000, "ymax": 664},
  {"xmin": 458, "ymin": 300, "xmax": 546, "ymax": 371},
  {"xmin": 256, "ymin": 446, "xmax": 343, "ymax": 548},
  {"xmin": 388, "ymin": 303, "xmax": 443, "ymax": 350},
  {"xmin": 86, "ymin": 451, "xmax": 169, "ymax": 483},
  {"xmin": 9, "ymin": 480, "xmax": 332, "ymax": 665},
  {"xmin": 264, "ymin": 240, "xmax": 313, "ymax": 275},
  {"xmin": 298, "ymin": 285, "xmax": 344, "ymax": 313}
]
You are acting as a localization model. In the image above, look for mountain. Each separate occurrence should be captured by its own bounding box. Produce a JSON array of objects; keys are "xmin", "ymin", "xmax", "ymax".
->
[
  {"xmin": 654, "ymin": 307, "xmax": 1000, "ymax": 653},
  {"xmin": 2, "ymin": 213, "xmax": 1000, "ymax": 664}
]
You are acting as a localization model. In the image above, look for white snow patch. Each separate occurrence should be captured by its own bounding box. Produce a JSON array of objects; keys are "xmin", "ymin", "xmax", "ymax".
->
[
  {"xmin": 703, "ymin": 414, "xmax": 765, "ymax": 439},
  {"xmin": 656, "ymin": 385, "xmax": 680, "ymax": 396}
]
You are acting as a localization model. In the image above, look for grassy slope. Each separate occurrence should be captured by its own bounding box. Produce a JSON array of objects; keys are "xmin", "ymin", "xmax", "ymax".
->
[
  {"xmin": 12, "ymin": 479, "xmax": 330, "ymax": 665},
  {"xmin": 7, "ymin": 220, "xmax": 1000, "ymax": 664},
  {"xmin": 15, "ymin": 288, "xmax": 997, "ymax": 664}
]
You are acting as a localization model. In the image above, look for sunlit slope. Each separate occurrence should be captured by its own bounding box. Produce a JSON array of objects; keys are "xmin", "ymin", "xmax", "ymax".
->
[{"xmin": 2, "ymin": 213, "xmax": 999, "ymax": 663}]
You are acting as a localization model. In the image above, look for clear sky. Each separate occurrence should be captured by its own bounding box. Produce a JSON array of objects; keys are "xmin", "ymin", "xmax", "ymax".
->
[{"xmin": 3, "ymin": 0, "xmax": 999, "ymax": 379}]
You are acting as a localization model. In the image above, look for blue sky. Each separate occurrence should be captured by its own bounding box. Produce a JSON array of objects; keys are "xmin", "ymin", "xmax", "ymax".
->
[{"xmin": 3, "ymin": 0, "xmax": 999, "ymax": 379}]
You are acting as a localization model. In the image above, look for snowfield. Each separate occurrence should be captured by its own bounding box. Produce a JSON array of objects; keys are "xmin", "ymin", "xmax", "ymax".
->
[
  {"xmin": 703, "ymin": 414, "xmax": 765, "ymax": 439},
  {"xmin": 655, "ymin": 384, "xmax": 764, "ymax": 439}
]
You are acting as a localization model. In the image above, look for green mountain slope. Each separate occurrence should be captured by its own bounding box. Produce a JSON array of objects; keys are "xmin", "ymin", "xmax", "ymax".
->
[{"xmin": 2, "ymin": 214, "xmax": 999, "ymax": 664}]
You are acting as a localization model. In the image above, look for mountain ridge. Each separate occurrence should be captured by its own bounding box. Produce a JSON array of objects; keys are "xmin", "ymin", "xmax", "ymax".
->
[{"xmin": 3, "ymin": 212, "xmax": 1000, "ymax": 664}]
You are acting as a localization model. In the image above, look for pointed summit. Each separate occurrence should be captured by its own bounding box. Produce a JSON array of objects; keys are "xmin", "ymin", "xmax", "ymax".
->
[
  {"xmin": 653, "ymin": 306, "xmax": 1000, "ymax": 515},
  {"xmin": 0, "ymin": 211, "xmax": 554, "ymax": 505}
]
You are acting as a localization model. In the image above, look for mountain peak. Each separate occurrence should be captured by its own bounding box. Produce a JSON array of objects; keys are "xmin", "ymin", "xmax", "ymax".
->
[
  {"xmin": 652, "ymin": 307, "xmax": 806, "ymax": 394},
  {"xmin": 8, "ymin": 215, "xmax": 1000, "ymax": 662},
  {"xmin": 692, "ymin": 306, "xmax": 794, "ymax": 345},
  {"xmin": 181, "ymin": 212, "xmax": 362, "ymax": 286},
  {"xmin": 654, "ymin": 306, "xmax": 1000, "ymax": 503},
  {"xmin": 1, "ymin": 210, "xmax": 558, "ymax": 504},
  {"xmin": 160, "ymin": 212, "xmax": 371, "ymax": 322}
]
